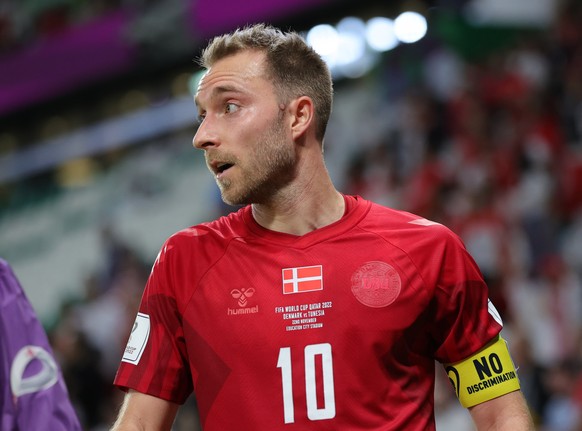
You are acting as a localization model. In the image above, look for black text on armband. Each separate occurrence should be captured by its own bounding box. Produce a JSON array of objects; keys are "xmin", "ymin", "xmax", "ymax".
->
[
  {"xmin": 467, "ymin": 353, "xmax": 517, "ymax": 393},
  {"xmin": 446, "ymin": 337, "xmax": 521, "ymax": 408}
]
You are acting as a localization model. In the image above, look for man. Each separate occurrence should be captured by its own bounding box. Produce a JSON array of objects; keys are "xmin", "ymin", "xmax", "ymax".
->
[
  {"xmin": 111, "ymin": 24, "xmax": 534, "ymax": 430},
  {"xmin": 0, "ymin": 258, "xmax": 82, "ymax": 430}
]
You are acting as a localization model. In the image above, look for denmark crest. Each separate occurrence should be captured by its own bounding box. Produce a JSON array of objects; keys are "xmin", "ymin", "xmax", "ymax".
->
[{"xmin": 351, "ymin": 261, "xmax": 401, "ymax": 308}]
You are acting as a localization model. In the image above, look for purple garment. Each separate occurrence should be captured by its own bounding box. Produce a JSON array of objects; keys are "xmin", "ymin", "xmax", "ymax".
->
[{"xmin": 0, "ymin": 258, "xmax": 82, "ymax": 430}]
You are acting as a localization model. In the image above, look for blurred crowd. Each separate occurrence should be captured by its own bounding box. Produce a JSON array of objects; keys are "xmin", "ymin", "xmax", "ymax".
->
[
  {"xmin": 0, "ymin": 0, "xmax": 162, "ymax": 54},
  {"xmin": 343, "ymin": 1, "xmax": 582, "ymax": 429},
  {"xmin": 5, "ymin": 0, "xmax": 581, "ymax": 430}
]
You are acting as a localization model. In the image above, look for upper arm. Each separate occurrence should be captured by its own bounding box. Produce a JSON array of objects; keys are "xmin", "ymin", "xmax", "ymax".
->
[
  {"xmin": 111, "ymin": 390, "xmax": 180, "ymax": 431},
  {"xmin": 469, "ymin": 390, "xmax": 534, "ymax": 430}
]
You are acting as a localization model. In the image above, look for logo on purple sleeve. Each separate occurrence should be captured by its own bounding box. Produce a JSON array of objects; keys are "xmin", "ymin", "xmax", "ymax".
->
[{"xmin": 10, "ymin": 345, "xmax": 59, "ymax": 397}]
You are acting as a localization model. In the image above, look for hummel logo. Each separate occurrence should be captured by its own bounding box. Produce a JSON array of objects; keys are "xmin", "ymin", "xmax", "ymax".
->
[
  {"xmin": 227, "ymin": 288, "xmax": 259, "ymax": 316},
  {"xmin": 231, "ymin": 288, "xmax": 255, "ymax": 307}
]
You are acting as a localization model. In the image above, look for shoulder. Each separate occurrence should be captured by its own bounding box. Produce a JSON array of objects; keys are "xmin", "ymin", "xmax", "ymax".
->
[
  {"xmin": 364, "ymin": 200, "xmax": 462, "ymax": 247},
  {"xmin": 358, "ymin": 200, "xmax": 470, "ymax": 279},
  {"xmin": 0, "ymin": 258, "xmax": 23, "ymax": 299},
  {"xmin": 0, "ymin": 257, "xmax": 15, "ymax": 279},
  {"xmin": 145, "ymin": 208, "xmax": 250, "ymax": 299},
  {"xmin": 156, "ymin": 207, "xmax": 249, "ymax": 266},
  {"xmin": 172, "ymin": 206, "xmax": 246, "ymax": 242}
]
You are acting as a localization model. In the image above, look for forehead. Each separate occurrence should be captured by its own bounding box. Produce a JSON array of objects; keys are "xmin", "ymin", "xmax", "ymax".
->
[{"xmin": 195, "ymin": 50, "xmax": 271, "ymax": 102}]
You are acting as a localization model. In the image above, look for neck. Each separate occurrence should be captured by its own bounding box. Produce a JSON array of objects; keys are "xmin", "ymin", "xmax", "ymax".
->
[{"xmin": 251, "ymin": 164, "xmax": 345, "ymax": 236}]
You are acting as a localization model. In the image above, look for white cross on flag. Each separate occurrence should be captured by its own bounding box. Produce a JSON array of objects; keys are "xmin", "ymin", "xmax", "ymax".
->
[{"xmin": 282, "ymin": 265, "xmax": 323, "ymax": 294}]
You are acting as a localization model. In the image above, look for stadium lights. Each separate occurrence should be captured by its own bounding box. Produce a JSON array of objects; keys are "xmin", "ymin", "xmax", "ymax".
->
[
  {"xmin": 305, "ymin": 11, "xmax": 427, "ymax": 79},
  {"xmin": 335, "ymin": 17, "xmax": 367, "ymax": 66},
  {"xmin": 365, "ymin": 17, "xmax": 399, "ymax": 52},
  {"xmin": 306, "ymin": 24, "xmax": 340, "ymax": 59},
  {"xmin": 393, "ymin": 11, "xmax": 427, "ymax": 44}
]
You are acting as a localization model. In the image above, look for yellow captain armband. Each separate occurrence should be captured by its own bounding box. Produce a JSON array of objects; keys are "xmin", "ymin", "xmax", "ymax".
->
[{"xmin": 444, "ymin": 336, "xmax": 521, "ymax": 408}]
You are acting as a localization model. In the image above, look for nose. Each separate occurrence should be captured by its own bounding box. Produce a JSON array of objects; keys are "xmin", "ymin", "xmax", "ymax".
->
[{"xmin": 193, "ymin": 119, "xmax": 219, "ymax": 150}]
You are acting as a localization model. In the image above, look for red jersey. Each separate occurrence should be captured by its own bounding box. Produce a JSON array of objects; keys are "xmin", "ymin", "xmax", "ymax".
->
[{"xmin": 114, "ymin": 195, "xmax": 502, "ymax": 430}]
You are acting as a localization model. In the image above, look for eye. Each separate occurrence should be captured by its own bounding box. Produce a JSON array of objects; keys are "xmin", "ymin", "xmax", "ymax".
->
[
  {"xmin": 225, "ymin": 103, "xmax": 239, "ymax": 114},
  {"xmin": 196, "ymin": 112, "xmax": 206, "ymax": 125}
]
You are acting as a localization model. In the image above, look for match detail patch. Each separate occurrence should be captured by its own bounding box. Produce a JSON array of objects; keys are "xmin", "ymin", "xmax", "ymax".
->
[
  {"xmin": 445, "ymin": 336, "xmax": 520, "ymax": 408},
  {"xmin": 122, "ymin": 312, "xmax": 150, "ymax": 365}
]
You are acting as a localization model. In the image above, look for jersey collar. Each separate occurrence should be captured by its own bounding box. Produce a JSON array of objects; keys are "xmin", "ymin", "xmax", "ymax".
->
[{"xmin": 242, "ymin": 194, "xmax": 371, "ymax": 248}]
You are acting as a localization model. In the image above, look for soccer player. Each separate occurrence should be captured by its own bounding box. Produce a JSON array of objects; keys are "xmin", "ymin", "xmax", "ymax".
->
[
  {"xmin": 0, "ymin": 258, "xmax": 82, "ymax": 430},
  {"xmin": 111, "ymin": 24, "xmax": 534, "ymax": 430}
]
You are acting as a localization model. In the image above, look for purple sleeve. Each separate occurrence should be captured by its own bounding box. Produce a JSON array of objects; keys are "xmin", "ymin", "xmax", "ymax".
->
[{"xmin": 0, "ymin": 258, "xmax": 82, "ymax": 431}]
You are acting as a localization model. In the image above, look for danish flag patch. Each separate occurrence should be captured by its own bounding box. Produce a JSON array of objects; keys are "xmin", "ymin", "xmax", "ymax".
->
[{"xmin": 282, "ymin": 265, "xmax": 323, "ymax": 294}]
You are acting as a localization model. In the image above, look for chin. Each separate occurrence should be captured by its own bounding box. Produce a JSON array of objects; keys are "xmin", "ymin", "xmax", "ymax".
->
[
  {"xmin": 220, "ymin": 189, "xmax": 251, "ymax": 206},
  {"xmin": 219, "ymin": 180, "xmax": 271, "ymax": 206}
]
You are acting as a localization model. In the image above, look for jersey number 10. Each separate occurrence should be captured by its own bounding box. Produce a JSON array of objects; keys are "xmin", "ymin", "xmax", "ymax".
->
[{"xmin": 277, "ymin": 343, "xmax": 336, "ymax": 424}]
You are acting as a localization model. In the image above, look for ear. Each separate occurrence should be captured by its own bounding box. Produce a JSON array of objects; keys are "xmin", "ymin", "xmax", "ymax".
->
[{"xmin": 288, "ymin": 96, "xmax": 314, "ymax": 141}]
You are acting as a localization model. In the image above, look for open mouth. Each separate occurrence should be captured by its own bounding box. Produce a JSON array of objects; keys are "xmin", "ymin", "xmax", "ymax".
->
[
  {"xmin": 216, "ymin": 162, "xmax": 234, "ymax": 174},
  {"xmin": 211, "ymin": 161, "xmax": 235, "ymax": 177}
]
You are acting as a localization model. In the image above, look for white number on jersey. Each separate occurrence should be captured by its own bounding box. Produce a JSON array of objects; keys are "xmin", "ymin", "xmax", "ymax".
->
[{"xmin": 277, "ymin": 343, "xmax": 336, "ymax": 424}]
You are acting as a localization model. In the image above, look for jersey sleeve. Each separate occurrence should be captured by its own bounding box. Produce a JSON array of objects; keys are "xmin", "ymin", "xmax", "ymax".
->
[
  {"xmin": 113, "ymin": 237, "xmax": 193, "ymax": 404},
  {"xmin": 425, "ymin": 228, "xmax": 503, "ymax": 365},
  {"xmin": 0, "ymin": 258, "xmax": 82, "ymax": 431}
]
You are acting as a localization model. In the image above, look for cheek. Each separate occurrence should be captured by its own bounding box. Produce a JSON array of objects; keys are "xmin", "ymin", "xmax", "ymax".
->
[
  {"xmin": 231, "ymin": 116, "xmax": 261, "ymax": 143},
  {"xmin": 231, "ymin": 107, "xmax": 285, "ymax": 151}
]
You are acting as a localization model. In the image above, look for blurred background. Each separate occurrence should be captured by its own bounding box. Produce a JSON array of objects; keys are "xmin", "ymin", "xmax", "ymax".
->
[{"xmin": 0, "ymin": 0, "xmax": 581, "ymax": 429}]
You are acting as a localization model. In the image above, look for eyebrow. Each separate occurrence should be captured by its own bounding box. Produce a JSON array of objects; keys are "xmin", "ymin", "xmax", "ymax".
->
[{"xmin": 195, "ymin": 84, "xmax": 244, "ymax": 108}]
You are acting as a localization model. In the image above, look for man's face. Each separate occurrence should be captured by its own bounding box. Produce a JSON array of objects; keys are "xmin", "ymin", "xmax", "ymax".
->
[{"xmin": 193, "ymin": 50, "xmax": 296, "ymax": 206}]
